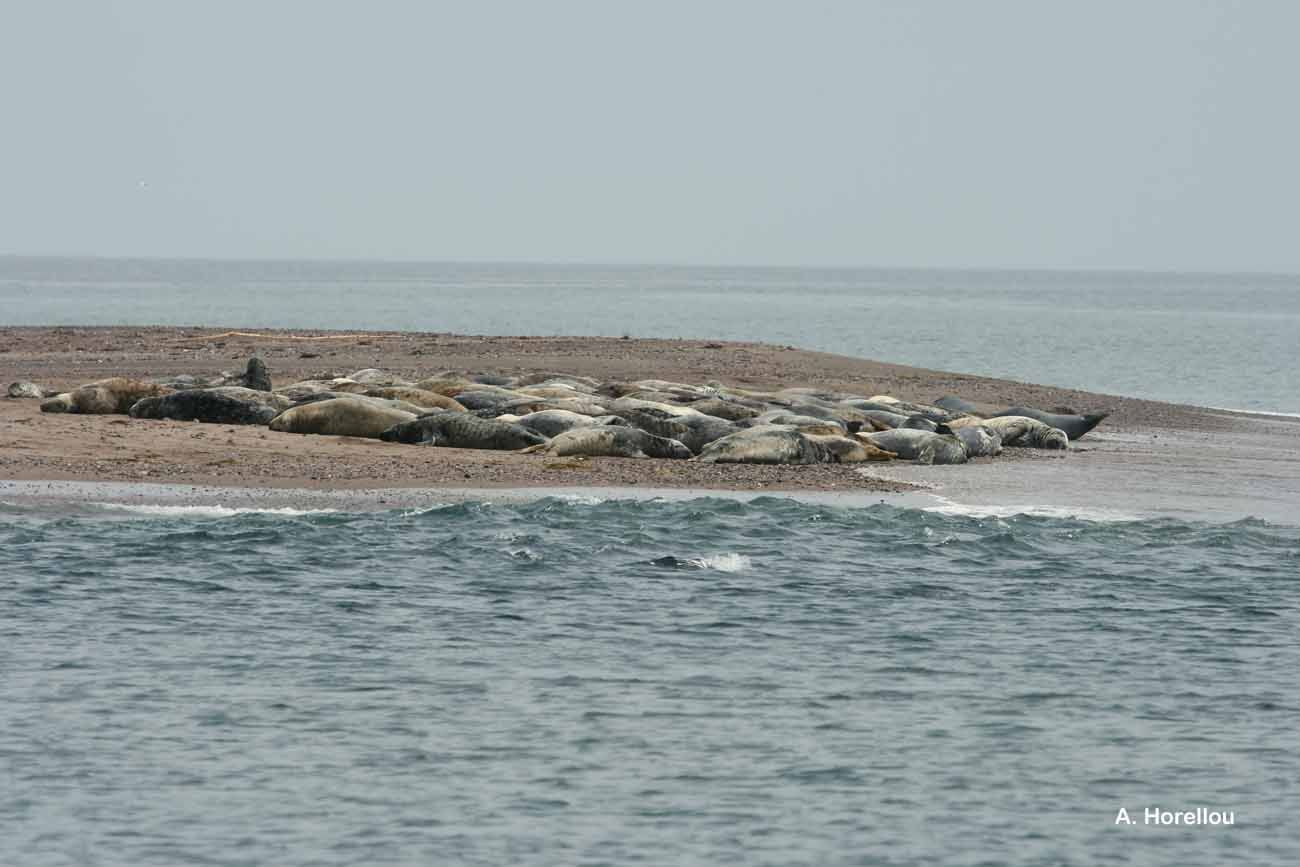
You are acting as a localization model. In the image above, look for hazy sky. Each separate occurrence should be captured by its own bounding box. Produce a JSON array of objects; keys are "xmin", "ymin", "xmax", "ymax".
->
[{"xmin": 3, "ymin": 1, "xmax": 1297, "ymax": 271}]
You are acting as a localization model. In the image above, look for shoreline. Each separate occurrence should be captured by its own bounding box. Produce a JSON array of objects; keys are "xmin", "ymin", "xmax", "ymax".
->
[
  {"xmin": 0, "ymin": 478, "xmax": 937, "ymax": 514},
  {"xmin": 3, "ymin": 326, "xmax": 1297, "ymax": 520}
]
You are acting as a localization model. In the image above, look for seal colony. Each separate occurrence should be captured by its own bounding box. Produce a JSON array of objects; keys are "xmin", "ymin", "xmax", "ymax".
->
[{"xmin": 16, "ymin": 356, "xmax": 1109, "ymax": 467}]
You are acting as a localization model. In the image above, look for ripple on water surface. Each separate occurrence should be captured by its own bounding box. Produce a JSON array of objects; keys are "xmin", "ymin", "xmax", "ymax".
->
[{"xmin": 2, "ymin": 496, "xmax": 1298, "ymax": 866}]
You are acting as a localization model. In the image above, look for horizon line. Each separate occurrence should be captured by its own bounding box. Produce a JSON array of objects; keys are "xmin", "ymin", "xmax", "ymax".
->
[{"xmin": 2, "ymin": 251, "xmax": 1299, "ymax": 281}]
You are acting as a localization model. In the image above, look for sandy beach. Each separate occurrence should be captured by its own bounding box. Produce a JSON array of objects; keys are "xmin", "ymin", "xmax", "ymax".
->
[{"xmin": 2, "ymin": 326, "xmax": 1297, "ymax": 518}]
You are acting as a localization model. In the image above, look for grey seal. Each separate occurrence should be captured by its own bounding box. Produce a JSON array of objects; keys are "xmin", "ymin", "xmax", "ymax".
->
[
  {"xmin": 288, "ymin": 392, "xmax": 430, "ymax": 415},
  {"xmin": 469, "ymin": 373, "xmax": 516, "ymax": 387},
  {"xmin": 990, "ymin": 406, "xmax": 1109, "ymax": 440},
  {"xmin": 856, "ymin": 409, "xmax": 911, "ymax": 430},
  {"xmin": 269, "ymin": 398, "xmax": 417, "ymax": 438},
  {"xmin": 442, "ymin": 389, "xmax": 522, "ymax": 412},
  {"xmin": 40, "ymin": 378, "xmax": 172, "ymax": 415},
  {"xmin": 7, "ymin": 381, "xmax": 49, "ymax": 399},
  {"xmin": 238, "ymin": 357, "xmax": 272, "ymax": 392},
  {"xmin": 694, "ymin": 425, "xmax": 837, "ymax": 465},
  {"xmin": 617, "ymin": 407, "xmax": 737, "ymax": 455},
  {"xmin": 489, "ymin": 397, "xmax": 612, "ymax": 418},
  {"xmin": 933, "ymin": 395, "xmax": 984, "ymax": 416},
  {"xmin": 952, "ymin": 425, "xmax": 1003, "ymax": 457},
  {"xmin": 688, "ymin": 398, "xmax": 761, "ymax": 421},
  {"xmin": 363, "ymin": 387, "xmax": 467, "ymax": 412},
  {"xmin": 346, "ymin": 368, "xmax": 401, "ymax": 385},
  {"xmin": 861, "ymin": 430, "xmax": 969, "ymax": 465},
  {"xmin": 978, "ymin": 416, "xmax": 1069, "ymax": 450},
  {"xmin": 841, "ymin": 398, "xmax": 954, "ymax": 422},
  {"xmin": 606, "ymin": 396, "xmax": 705, "ymax": 419},
  {"xmin": 130, "ymin": 387, "xmax": 290, "ymax": 425},
  {"xmin": 852, "ymin": 396, "xmax": 959, "ymax": 423},
  {"xmin": 803, "ymin": 434, "xmax": 896, "ymax": 463},
  {"xmin": 524, "ymin": 427, "xmax": 692, "ymax": 459},
  {"xmin": 900, "ymin": 415, "xmax": 945, "ymax": 432},
  {"xmin": 512, "ymin": 410, "xmax": 625, "ymax": 438},
  {"xmin": 515, "ymin": 385, "xmax": 588, "ymax": 399},
  {"xmin": 750, "ymin": 412, "xmax": 846, "ymax": 435},
  {"xmin": 380, "ymin": 412, "xmax": 547, "ymax": 450},
  {"xmin": 513, "ymin": 372, "xmax": 602, "ymax": 389}
]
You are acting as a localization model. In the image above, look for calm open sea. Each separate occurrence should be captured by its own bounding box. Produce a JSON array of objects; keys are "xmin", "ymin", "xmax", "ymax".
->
[
  {"xmin": 2, "ymin": 257, "xmax": 1298, "ymax": 411},
  {"xmin": 3, "ymin": 258, "xmax": 1298, "ymax": 864}
]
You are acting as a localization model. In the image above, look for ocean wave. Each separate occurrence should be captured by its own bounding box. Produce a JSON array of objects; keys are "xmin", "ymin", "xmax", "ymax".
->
[
  {"xmin": 693, "ymin": 552, "xmax": 752, "ymax": 572},
  {"xmin": 550, "ymin": 494, "xmax": 607, "ymax": 506},
  {"xmin": 919, "ymin": 496, "xmax": 1144, "ymax": 523},
  {"xmin": 395, "ymin": 503, "xmax": 463, "ymax": 517},
  {"xmin": 87, "ymin": 503, "xmax": 341, "ymax": 519}
]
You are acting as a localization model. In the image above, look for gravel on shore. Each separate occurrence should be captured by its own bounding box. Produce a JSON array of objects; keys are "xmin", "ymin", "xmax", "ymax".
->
[{"xmin": 0, "ymin": 326, "xmax": 1273, "ymax": 494}]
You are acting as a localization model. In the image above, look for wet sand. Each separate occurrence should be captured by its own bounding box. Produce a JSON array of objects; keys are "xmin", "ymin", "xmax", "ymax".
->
[{"xmin": 2, "ymin": 326, "xmax": 1296, "ymax": 519}]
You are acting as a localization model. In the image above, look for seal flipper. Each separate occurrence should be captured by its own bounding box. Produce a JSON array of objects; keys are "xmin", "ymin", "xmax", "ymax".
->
[{"xmin": 1077, "ymin": 411, "xmax": 1110, "ymax": 437}]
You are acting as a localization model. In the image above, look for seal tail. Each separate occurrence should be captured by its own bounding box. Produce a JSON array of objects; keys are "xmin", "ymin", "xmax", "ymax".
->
[{"xmin": 518, "ymin": 443, "xmax": 550, "ymax": 454}]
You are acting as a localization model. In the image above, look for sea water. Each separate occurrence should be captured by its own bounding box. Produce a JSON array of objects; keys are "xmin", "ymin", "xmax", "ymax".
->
[
  {"xmin": 2, "ymin": 497, "xmax": 1298, "ymax": 866},
  {"xmin": 3, "ymin": 258, "xmax": 1300, "ymax": 864},
  {"xmin": 2, "ymin": 257, "xmax": 1298, "ymax": 412}
]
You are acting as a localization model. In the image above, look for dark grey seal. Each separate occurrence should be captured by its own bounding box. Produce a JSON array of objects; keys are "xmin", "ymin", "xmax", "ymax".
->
[
  {"xmin": 453, "ymin": 390, "xmax": 527, "ymax": 412},
  {"xmin": 380, "ymin": 412, "xmax": 546, "ymax": 450},
  {"xmin": 238, "ymin": 357, "xmax": 272, "ymax": 392},
  {"xmin": 618, "ymin": 407, "xmax": 737, "ymax": 455},
  {"xmin": 130, "ymin": 388, "xmax": 283, "ymax": 425},
  {"xmin": 989, "ymin": 406, "xmax": 1109, "ymax": 440},
  {"xmin": 900, "ymin": 415, "xmax": 943, "ymax": 432},
  {"xmin": 934, "ymin": 395, "xmax": 984, "ymax": 415}
]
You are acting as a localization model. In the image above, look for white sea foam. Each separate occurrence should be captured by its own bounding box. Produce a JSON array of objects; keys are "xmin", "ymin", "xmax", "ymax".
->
[
  {"xmin": 552, "ymin": 494, "xmax": 607, "ymax": 506},
  {"xmin": 687, "ymin": 553, "xmax": 753, "ymax": 572},
  {"xmin": 1207, "ymin": 406, "xmax": 1300, "ymax": 418},
  {"xmin": 921, "ymin": 496, "xmax": 1143, "ymax": 523},
  {"xmin": 397, "ymin": 503, "xmax": 464, "ymax": 516},
  {"xmin": 89, "ymin": 503, "xmax": 340, "ymax": 518}
]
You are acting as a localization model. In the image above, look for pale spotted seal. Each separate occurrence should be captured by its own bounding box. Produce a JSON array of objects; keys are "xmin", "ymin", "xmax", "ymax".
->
[
  {"xmin": 40, "ymin": 378, "xmax": 172, "ymax": 415},
  {"xmin": 977, "ymin": 416, "xmax": 1069, "ymax": 450}
]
